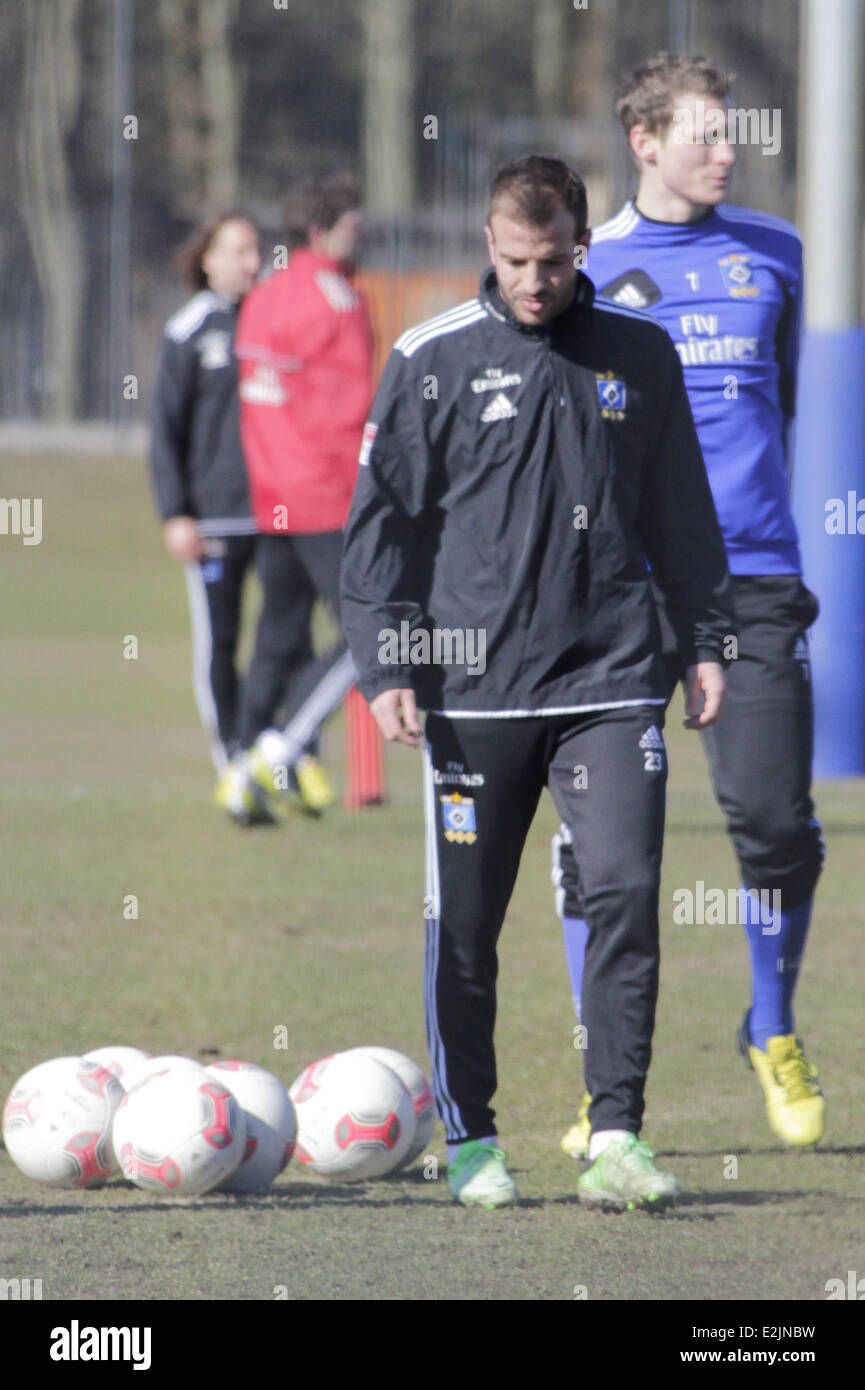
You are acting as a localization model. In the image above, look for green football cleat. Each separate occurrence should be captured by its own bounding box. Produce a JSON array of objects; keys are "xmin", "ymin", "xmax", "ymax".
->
[
  {"xmin": 560, "ymin": 1090, "xmax": 592, "ymax": 1159},
  {"xmin": 577, "ymin": 1136, "xmax": 680, "ymax": 1210},
  {"xmin": 448, "ymin": 1141, "xmax": 519, "ymax": 1208}
]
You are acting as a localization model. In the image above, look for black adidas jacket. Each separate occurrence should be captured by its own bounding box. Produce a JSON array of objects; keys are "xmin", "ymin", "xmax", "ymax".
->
[
  {"xmin": 149, "ymin": 291, "xmax": 256, "ymax": 536},
  {"xmin": 340, "ymin": 269, "xmax": 734, "ymax": 714}
]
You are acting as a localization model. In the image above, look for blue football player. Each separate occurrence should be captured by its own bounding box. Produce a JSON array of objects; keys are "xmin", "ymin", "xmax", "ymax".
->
[{"xmin": 556, "ymin": 54, "xmax": 825, "ymax": 1158}]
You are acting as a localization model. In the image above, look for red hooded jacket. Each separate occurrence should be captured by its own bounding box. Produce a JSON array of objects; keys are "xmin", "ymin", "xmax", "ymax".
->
[{"xmin": 235, "ymin": 248, "xmax": 375, "ymax": 534}]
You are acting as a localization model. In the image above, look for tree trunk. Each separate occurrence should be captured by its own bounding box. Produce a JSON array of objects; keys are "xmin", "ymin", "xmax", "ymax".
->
[
  {"xmin": 158, "ymin": 0, "xmax": 203, "ymax": 213},
  {"xmin": 198, "ymin": 0, "xmax": 241, "ymax": 210},
  {"xmin": 533, "ymin": 0, "xmax": 567, "ymax": 118},
  {"xmin": 361, "ymin": 0, "xmax": 415, "ymax": 218},
  {"xmin": 15, "ymin": 0, "xmax": 86, "ymax": 422}
]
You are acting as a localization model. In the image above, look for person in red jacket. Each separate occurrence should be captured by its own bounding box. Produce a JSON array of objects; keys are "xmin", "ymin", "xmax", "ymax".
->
[{"xmin": 222, "ymin": 175, "xmax": 375, "ymax": 824}]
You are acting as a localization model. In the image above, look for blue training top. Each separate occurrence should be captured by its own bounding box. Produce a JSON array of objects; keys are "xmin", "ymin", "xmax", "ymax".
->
[{"xmin": 588, "ymin": 199, "xmax": 803, "ymax": 575}]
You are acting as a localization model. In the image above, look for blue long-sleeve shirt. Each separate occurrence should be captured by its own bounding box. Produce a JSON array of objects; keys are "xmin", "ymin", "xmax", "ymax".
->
[{"xmin": 588, "ymin": 200, "xmax": 803, "ymax": 574}]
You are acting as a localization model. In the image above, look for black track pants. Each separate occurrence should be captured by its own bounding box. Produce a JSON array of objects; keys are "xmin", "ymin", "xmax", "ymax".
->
[
  {"xmin": 185, "ymin": 534, "xmax": 257, "ymax": 766},
  {"xmin": 238, "ymin": 531, "xmax": 353, "ymax": 750},
  {"xmin": 423, "ymin": 704, "xmax": 668, "ymax": 1142},
  {"xmin": 556, "ymin": 576, "xmax": 823, "ymax": 919}
]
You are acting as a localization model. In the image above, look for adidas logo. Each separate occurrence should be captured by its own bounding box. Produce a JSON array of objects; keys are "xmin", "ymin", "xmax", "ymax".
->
[
  {"xmin": 639, "ymin": 724, "xmax": 664, "ymax": 750},
  {"xmin": 613, "ymin": 282, "xmax": 648, "ymax": 309},
  {"xmin": 794, "ymin": 637, "xmax": 808, "ymax": 661},
  {"xmin": 480, "ymin": 392, "xmax": 518, "ymax": 423}
]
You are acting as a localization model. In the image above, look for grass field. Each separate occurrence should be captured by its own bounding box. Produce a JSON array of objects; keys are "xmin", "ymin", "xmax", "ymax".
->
[{"xmin": 2, "ymin": 452, "xmax": 864, "ymax": 1305}]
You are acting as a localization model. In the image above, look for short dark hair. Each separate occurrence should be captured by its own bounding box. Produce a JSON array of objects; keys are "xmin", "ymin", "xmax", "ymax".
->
[
  {"xmin": 284, "ymin": 174, "xmax": 361, "ymax": 250},
  {"xmin": 173, "ymin": 213, "xmax": 257, "ymax": 292},
  {"xmin": 617, "ymin": 52, "xmax": 733, "ymax": 135},
  {"xmin": 488, "ymin": 156, "xmax": 588, "ymax": 240}
]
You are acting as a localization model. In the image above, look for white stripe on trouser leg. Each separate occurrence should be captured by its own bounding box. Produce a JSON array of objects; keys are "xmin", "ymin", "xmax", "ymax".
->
[
  {"xmin": 276, "ymin": 649, "xmax": 358, "ymax": 766},
  {"xmin": 184, "ymin": 562, "xmax": 228, "ymax": 772},
  {"xmin": 551, "ymin": 822, "xmax": 572, "ymax": 921},
  {"xmin": 422, "ymin": 742, "xmax": 463, "ymax": 1139}
]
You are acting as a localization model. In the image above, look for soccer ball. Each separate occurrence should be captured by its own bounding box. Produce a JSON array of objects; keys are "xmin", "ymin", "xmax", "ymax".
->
[
  {"xmin": 289, "ymin": 1052, "xmax": 416, "ymax": 1181},
  {"xmin": 205, "ymin": 1060, "xmax": 297, "ymax": 1192},
  {"xmin": 339, "ymin": 1046, "xmax": 435, "ymax": 1167},
  {"xmin": 120, "ymin": 1053, "xmax": 203, "ymax": 1091},
  {"xmin": 289, "ymin": 1054, "xmax": 335, "ymax": 1103},
  {"xmin": 2, "ymin": 1056, "xmax": 124, "ymax": 1188},
  {"xmin": 82, "ymin": 1046, "xmax": 151, "ymax": 1086},
  {"xmin": 112, "ymin": 1063, "xmax": 246, "ymax": 1196}
]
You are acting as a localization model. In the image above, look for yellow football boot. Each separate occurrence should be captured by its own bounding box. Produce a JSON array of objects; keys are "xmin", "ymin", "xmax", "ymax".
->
[
  {"xmin": 294, "ymin": 754, "xmax": 337, "ymax": 812},
  {"xmin": 213, "ymin": 757, "xmax": 276, "ymax": 826},
  {"xmin": 738, "ymin": 1018, "xmax": 824, "ymax": 1146},
  {"xmin": 560, "ymin": 1090, "xmax": 592, "ymax": 1158},
  {"xmin": 246, "ymin": 744, "xmax": 318, "ymax": 820}
]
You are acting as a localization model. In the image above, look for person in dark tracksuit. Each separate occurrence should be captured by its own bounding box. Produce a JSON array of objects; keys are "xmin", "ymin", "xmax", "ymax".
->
[
  {"xmin": 341, "ymin": 156, "xmax": 735, "ymax": 1209},
  {"xmin": 149, "ymin": 213, "xmax": 263, "ymax": 793}
]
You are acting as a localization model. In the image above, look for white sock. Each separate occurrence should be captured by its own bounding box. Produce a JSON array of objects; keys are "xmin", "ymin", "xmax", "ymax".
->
[
  {"xmin": 588, "ymin": 1129, "xmax": 633, "ymax": 1161},
  {"xmin": 447, "ymin": 1134, "xmax": 497, "ymax": 1162},
  {"xmin": 255, "ymin": 727, "xmax": 289, "ymax": 769}
]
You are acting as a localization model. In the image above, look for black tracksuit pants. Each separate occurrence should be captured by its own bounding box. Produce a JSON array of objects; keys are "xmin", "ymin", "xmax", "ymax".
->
[
  {"xmin": 238, "ymin": 531, "xmax": 353, "ymax": 751},
  {"xmin": 423, "ymin": 703, "xmax": 668, "ymax": 1143},
  {"xmin": 186, "ymin": 534, "xmax": 258, "ymax": 766},
  {"xmin": 556, "ymin": 576, "xmax": 824, "ymax": 919}
]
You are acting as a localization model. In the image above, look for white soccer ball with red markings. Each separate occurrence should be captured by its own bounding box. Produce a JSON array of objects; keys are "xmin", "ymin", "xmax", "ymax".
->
[
  {"xmin": 289, "ymin": 1052, "xmax": 416, "ymax": 1181},
  {"xmin": 112, "ymin": 1063, "xmax": 245, "ymax": 1196},
  {"xmin": 2, "ymin": 1056, "xmax": 124, "ymax": 1188},
  {"xmin": 82, "ymin": 1046, "xmax": 151, "ymax": 1086},
  {"xmin": 339, "ymin": 1046, "xmax": 435, "ymax": 1167},
  {"xmin": 120, "ymin": 1054, "xmax": 203, "ymax": 1092},
  {"xmin": 205, "ymin": 1060, "xmax": 296, "ymax": 1192}
]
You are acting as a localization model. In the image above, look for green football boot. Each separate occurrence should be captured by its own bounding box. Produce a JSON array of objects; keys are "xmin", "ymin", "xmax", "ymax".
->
[
  {"xmin": 577, "ymin": 1136, "xmax": 679, "ymax": 1210},
  {"xmin": 448, "ymin": 1141, "xmax": 518, "ymax": 1208}
]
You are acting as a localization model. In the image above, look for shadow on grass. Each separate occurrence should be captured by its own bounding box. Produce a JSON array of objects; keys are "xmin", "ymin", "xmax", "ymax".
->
[
  {"xmin": 494, "ymin": 1189, "xmax": 828, "ymax": 1218},
  {"xmin": 657, "ymin": 1145, "xmax": 865, "ymax": 1159},
  {"xmin": 0, "ymin": 1172, "xmax": 451, "ymax": 1217},
  {"xmin": 676, "ymin": 1189, "xmax": 808, "ymax": 1209},
  {"xmin": 5, "ymin": 1164, "xmax": 860, "ymax": 1219}
]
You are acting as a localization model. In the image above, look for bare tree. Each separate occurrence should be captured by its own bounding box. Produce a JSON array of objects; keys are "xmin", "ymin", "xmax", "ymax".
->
[
  {"xmin": 15, "ymin": 0, "xmax": 86, "ymax": 421},
  {"xmin": 362, "ymin": 0, "xmax": 415, "ymax": 217},
  {"xmin": 157, "ymin": 0, "xmax": 241, "ymax": 214},
  {"xmin": 198, "ymin": 0, "xmax": 241, "ymax": 209},
  {"xmin": 157, "ymin": 0, "xmax": 202, "ymax": 213},
  {"xmin": 533, "ymin": 0, "xmax": 568, "ymax": 118}
]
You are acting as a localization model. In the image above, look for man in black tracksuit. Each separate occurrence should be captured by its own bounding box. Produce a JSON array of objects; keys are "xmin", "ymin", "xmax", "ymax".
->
[{"xmin": 340, "ymin": 157, "xmax": 735, "ymax": 1209}]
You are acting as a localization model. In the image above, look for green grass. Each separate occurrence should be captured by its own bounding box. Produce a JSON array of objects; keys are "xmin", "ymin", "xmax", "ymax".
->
[{"xmin": 1, "ymin": 453, "xmax": 864, "ymax": 1302}]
